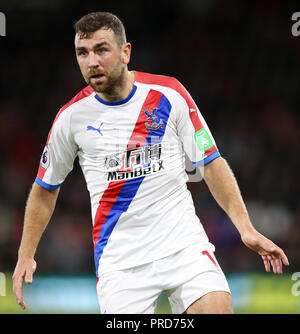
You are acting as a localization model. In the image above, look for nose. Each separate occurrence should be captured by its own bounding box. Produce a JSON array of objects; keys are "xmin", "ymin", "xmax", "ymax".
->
[{"xmin": 88, "ymin": 51, "xmax": 99, "ymax": 68}]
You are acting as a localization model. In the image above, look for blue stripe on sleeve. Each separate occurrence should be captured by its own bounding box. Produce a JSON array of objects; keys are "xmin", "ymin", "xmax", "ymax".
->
[
  {"xmin": 192, "ymin": 160, "xmax": 204, "ymax": 167},
  {"xmin": 35, "ymin": 177, "xmax": 62, "ymax": 190},
  {"xmin": 203, "ymin": 151, "xmax": 221, "ymax": 165},
  {"xmin": 192, "ymin": 151, "xmax": 221, "ymax": 167}
]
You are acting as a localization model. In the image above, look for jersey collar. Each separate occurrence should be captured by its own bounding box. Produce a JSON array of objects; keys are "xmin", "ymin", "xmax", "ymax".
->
[{"xmin": 94, "ymin": 84, "xmax": 137, "ymax": 106}]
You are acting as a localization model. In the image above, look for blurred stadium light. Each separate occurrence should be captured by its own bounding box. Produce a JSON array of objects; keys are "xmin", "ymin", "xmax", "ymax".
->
[{"xmin": 0, "ymin": 273, "xmax": 299, "ymax": 314}]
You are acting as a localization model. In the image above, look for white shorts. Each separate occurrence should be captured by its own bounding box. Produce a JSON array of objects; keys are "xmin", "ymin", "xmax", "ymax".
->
[{"xmin": 96, "ymin": 243, "xmax": 231, "ymax": 314}]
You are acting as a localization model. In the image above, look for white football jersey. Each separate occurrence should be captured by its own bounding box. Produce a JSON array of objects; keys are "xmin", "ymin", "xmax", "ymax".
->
[{"xmin": 36, "ymin": 71, "xmax": 220, "ymax": 277}]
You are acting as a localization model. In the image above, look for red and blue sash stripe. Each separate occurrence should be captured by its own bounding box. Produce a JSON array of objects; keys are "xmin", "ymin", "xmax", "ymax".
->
[{"xmin": 93, "ymin": 89, "xmax": 172, "ymax": 277}]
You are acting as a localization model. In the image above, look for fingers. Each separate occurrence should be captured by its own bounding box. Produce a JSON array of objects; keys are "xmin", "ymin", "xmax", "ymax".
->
[
  {"xmin": 280, "ymin": 251, "xmax": 290, "ymax": 267},
  {"xmin": 25, "ymin": 262, "xmax": 36, "ymax": 284},
  {"xmin": 270, "ymin": 256, "xmax": 282, "ymax": 275},
  {"xmin": 271, "ymin": 247, "xmax": 290, "ymax": 274},
  {"xmin": 262, "ymin": 255, "xmax": 270, "ymax": 272},
  {"xmin": 244, "ymin": 230, "xmax": 290, "ymax": 274},
  {"xmin": 262, "ymin": 255, "xmax": 279, "ymax": 274},
  {"xmin": 12, "ymin": 270, "xmax": 26, "ymax": 310},
  {"xmin": 18, "ymin": 297, "xmax": 27, "ymax": 310},
  {"xmin": 262, "ymin": 250, "xmax": 290, "ymax": 275},
  {"xmin": 12, "ymin": 260, "xmax": 37, "ymax": 310}
]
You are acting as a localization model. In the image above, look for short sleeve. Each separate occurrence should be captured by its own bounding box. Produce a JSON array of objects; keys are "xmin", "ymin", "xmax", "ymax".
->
[
  {"xmin": 35, "ymin": 109, "xmax": 77, "ymax": 190},
  {"xmin": 175, "ymin": 82, "xmax": 220, "ymax": 166}
]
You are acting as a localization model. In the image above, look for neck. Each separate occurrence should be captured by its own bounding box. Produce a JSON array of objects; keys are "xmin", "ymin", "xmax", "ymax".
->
[{"xmin": 96, "ymin": 69, "xmax": 135, "ymax": 102}]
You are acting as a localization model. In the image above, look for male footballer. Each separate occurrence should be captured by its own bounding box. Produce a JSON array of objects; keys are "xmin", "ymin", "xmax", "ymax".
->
[{"xmin": 13, "ymin": 12, "xmax": 289, "ymax": 314}]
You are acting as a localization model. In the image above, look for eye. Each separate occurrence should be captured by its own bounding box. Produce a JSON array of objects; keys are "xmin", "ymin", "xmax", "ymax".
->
[
  {"xmin": 77, "ymin": 50, "xmax": 88, "ymax": 57},
  {"xmin": 96, "ymin": 48, "xmax": 108, "ymax": 54}
]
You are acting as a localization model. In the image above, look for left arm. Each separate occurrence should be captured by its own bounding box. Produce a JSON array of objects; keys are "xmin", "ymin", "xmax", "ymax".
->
[{"xmin": 202, "ymin": 156, "xmax": 289, "ymax": 274}]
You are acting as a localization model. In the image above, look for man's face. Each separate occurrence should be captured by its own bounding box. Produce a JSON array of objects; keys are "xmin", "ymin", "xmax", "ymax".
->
[{"xmin": 75, "ymin": 28, "xmax": 131, "ymax": 95}]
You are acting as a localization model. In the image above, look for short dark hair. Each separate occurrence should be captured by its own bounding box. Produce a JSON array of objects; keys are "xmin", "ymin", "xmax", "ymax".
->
[{"xmin": 73, "ymin": 12, "xmax": 126, "ymax": 47}]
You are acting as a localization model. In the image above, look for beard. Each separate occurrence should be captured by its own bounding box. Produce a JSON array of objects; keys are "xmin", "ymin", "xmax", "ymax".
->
[{"xmin": 87, "ymin": 62, "xmax": 126, "ymax": 98}]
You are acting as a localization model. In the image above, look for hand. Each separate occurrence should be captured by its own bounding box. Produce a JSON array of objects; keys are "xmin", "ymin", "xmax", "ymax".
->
[
  {"xmin": 12, "ymin": 258, "xmax": 37, "ymax": 310},
  {"xmin": 241, "ymin": 229, "xmax": 289, "ymax": 274}
]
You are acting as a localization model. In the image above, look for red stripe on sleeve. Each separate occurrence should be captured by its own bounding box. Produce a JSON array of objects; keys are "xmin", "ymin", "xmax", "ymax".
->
[
  {"xmin": 135, "ymin": 71, "xmax": 218, "ymax": 157},
  {"xmin": 135, "ymin": 71, "xmax": 203, "ymax": 131},
  {"xmin": 37, "ymin": 163, "xmax": 47, "ymax": 180},
  {"xmin": 37, "ymin": 86, "xmax": 94, "ymax": 180}
]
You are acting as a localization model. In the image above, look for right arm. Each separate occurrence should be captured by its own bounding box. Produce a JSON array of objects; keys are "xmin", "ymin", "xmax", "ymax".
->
[{"xmin": 12, "ymin": 182, "xmax": 59, "ymax": 310}]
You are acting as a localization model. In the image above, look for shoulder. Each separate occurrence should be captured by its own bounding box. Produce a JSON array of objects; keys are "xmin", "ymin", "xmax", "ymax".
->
[
  {"xmin": 135, "ymin": 71, "xmax": 185, "ymax": 98},
  {"xmin": 135, "ymin": 71, "xmax": 195, "ymax": 107},
  {"xmin": 135, "ymin": 71, "xmax": 181, "ymax": 89},
  {"xmin": 59, "ymin": 85, "xmax": 94, "ymax": 113},
  {"xmin": 46, "ymin": 85, "xmax": 94, "ymax": 135},
  {"xmin": 51, "ymin": 85, "xmax": 94, "ymax": 127}
]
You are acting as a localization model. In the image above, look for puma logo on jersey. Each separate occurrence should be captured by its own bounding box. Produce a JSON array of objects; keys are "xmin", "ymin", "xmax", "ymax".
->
[{"xmin": 87, "ymin": 122, "xmax": 103, "ymax": 136}]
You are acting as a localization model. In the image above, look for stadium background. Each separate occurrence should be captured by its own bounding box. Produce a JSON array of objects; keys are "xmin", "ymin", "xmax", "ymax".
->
[{"xmin": 0, "ymin": 0, "xmax": 299, "ymax": 313}]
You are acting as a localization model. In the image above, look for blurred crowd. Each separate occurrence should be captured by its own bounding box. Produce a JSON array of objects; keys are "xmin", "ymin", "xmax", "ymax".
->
[{"xmin": 0, "ymin": 0, "xmax": 299, "ymax": 276}]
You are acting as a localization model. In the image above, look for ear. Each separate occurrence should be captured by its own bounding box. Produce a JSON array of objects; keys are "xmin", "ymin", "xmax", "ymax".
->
[{"xmin": 121, "ymin": 42, "xmax": 131, "ymax": 65}]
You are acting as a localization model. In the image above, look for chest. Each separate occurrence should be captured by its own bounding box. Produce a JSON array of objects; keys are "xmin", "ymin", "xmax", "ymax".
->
[{"xmin": 73, "ymin": 97, "xmax": 177, "ymax": 157}]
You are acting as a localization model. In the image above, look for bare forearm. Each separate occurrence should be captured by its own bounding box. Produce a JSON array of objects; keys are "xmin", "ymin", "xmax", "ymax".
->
[
  {"xmin": 203, "ymin": 157, "xmax": 254, "ymax": 236},
  {"xmin": 18, "ymin": 182, "xmax": 59, "ymax": 260},
  {"xmin": 202, "ymin": 157, "xmax": 289, "ymax": 274}
]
